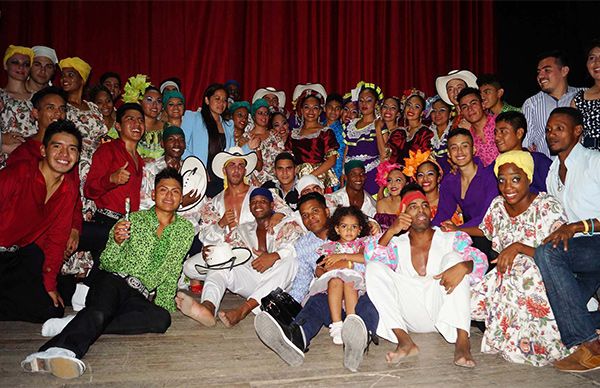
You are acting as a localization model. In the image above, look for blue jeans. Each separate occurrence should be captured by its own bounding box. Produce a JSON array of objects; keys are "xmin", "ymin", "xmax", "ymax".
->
[
  {"xmin": 535, "ymin": 235, "xmax": 600, "ymax": 348},
  {"xmin": 293, "ymin": 293, "xmax": 379, "ymax": 347}
]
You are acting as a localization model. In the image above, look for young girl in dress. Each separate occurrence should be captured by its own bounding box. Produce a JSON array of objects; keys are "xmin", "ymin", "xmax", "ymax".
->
[{"xmin": 310, "ymin": 206, "xmax": 370, "ymax": 345}]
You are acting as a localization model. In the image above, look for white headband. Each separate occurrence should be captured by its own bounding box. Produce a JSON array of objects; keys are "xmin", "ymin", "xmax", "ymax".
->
[
  {"xmin": 160, "ymin": 81, "xmax": 179, "ymax": 94},
  {"xmin": 32, "ymin": 46, "xmax": 58, "ymax": 64}
]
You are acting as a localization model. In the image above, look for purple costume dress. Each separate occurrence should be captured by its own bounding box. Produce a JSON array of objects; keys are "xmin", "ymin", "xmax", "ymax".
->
[{"xmin": 344, "ymin": 118, "xmax": 380, "ymax": 195}]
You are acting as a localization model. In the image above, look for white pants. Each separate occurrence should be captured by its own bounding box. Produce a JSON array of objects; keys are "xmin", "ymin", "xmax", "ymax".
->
[
  {"xmin": 182, "ymin": 253, "xmax": 207, "ymax": 282},
  {"xmin": 365, "ymin": 253, "xmax": 471, "ymax": 344},
  {"xmin": 201, "ymin": 258, "xmax": 298, "ymax": 315}
]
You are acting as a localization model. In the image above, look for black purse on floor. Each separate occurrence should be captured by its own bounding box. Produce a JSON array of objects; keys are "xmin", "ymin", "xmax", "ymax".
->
[{"xmin": 260, "ymin": 287, "xmax": 302, "ymax": 326}]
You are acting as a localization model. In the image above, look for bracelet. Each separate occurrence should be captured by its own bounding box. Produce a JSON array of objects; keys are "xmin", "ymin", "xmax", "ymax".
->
[
  {"xmin": 589, "ymin": 218, "xmax": 595, "ymax": 236},
  {"xmin": 582, "ymin": 219, "xmax": 589, "ymax": 235}
]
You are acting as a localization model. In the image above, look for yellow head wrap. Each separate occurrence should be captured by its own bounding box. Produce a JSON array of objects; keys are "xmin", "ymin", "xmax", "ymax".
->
[
  {"xmin": 494, "ymin": 150, "xmax": 534, "ymax": 183},
  {"xmin": 3, "ymin": 45, "xmax": 34, "ymax": 67},
  {"xmin": 58, "ymin": 57, "xmax": 92, "ymax": 82}
]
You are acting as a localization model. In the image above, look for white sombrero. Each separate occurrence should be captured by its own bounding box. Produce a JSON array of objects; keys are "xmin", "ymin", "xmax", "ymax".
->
[
  {"xmin": 211, "ymin": 146, "xmax": 257, "ymax": 180},
  {"xmin": 194, "ymin": 244, "xmax": 252, "ymax": 276},
  {"xmin": 252, "ymin": 87, "xmax": 286, "ymax": 109},
  {"xmin": 292, "ymin": 83, "xmax": 328, "ymax": 106},
  {"xmin": 179, "ymin": 156, "xmax": 208, "ymax": 212},
  {"xmin": 435, "ymin": 70, "xmax": 478, "ymax": 105}
]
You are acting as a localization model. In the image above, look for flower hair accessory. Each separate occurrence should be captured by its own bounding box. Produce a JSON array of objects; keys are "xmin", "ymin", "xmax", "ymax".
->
[
  {"xmin": 376, "ymin": 160, "xmax": 403, "ymax": 187},
  {"xmin": 122, "ymin": 74, "xmax": 151, "ymax": 103},
  {"xmin": 356, "ymin": 81, "xmax": 384, "ymax": 102},
  {"xmin": 403, "ymin": 149, "xmax": 433, "ymax": 178},
  {"xmin": 400, "ymin": 88, "xmax": 426, "ymax": 108}
]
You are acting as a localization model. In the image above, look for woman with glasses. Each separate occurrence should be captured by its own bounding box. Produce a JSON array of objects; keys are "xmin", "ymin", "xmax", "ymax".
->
[{"xmin": 239, "ymin": 98, "xmax": 284, "ymax": 186}]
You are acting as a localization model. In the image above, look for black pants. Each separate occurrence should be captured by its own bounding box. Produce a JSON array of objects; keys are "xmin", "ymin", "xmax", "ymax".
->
[
  {"xmin": 0, "ymin": 244, "xmax": 64, "ymax": 323},
  {"xmin": 471, "ymin": 236, "xmax": 498, "ymax": 273},
  {"xmin": 40, "ymin": 270, "xmax": 171, "ymax": 359}
]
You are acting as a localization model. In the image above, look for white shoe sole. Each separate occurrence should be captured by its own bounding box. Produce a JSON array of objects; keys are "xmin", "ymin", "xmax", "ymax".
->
[
  {"xmin": 342, "ymin": 314, "xmax": 368, "ymax": 372},
  {"xmin": 254, "ymin": 312, "xmax": 304, "ymax": 367},
  {"xmin": 22, "ymin": 356, "xmax": 85, "ymax": 379}
]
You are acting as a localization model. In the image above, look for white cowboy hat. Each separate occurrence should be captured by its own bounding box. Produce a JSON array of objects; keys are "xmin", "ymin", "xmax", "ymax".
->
[
  {"xmin": 194, "ymin": 244, "xmax": 252, "ymax": 276},
  {"xmin": 252, "ymin": 87, "xmax": 286, "ymax": 109},
  {"xmin": 179, "ymin": 156, "xmax": 208, "ymax": 212},
  {"xmin": 435, "ymin": 69, "xmax": 478, "ymax": 105},
  {"xmin": 211, "ymin": 146, "xmax": 258, "ymax": 180},
  {"xmin": 292, "ymin": 83, "xmax": 328, "ymax": 106}
]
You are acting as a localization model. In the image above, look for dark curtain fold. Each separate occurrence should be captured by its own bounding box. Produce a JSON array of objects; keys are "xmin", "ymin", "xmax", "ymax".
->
[{"xmin": 0, "ymin": 0, "xmax": 496, "ymax": 109}]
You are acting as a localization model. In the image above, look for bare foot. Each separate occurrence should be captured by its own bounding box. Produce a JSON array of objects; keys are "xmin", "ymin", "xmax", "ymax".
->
[
  {"xmin": 454, "ymin": 331, "xmax": 476, "ymax": 368},
  {"xmin": 385, "ymin": 343, "xmax": 419, "ymax": 363},
  {"xmin": 175, "ymin": 291, "xmax": 216, "ymax": 327},
  {"xmin": 218, "ymin": 308, "xmax": 247, "ymax": 328}
]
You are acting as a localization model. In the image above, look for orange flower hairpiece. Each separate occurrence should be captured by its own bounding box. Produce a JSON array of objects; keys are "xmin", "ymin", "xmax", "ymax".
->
[{"xmin": 403, "ymin": 149, "xmax": 432, "ymax": 178}]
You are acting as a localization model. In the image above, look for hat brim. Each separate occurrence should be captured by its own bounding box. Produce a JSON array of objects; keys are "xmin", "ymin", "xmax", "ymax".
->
[
  {"xmin": 194, "ymin": 247, "xmax": 252, "ymax": 275},
  {"xmin": 211, "ymin": 149, "xmax": 257, "ymax": 180},
  {"xmin": 252, "ymin": 88, "xmax": 286, "ymax": 108},
  {"xmin": 435, "ymin": 70, "xmax": 478, "ymax": 105},
  {"xmin": 292, "ymin": 84, "xmax": 328, "ymax": 104},
  {"xmin": 179, "ymin": 156, "xmax": 208, "ymax": 212}
]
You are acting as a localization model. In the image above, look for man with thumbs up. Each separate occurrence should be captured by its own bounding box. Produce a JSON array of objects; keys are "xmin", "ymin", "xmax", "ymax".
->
[{"xmin": 77, "ymin": 103, "xmax": 146, "ymax": 272}]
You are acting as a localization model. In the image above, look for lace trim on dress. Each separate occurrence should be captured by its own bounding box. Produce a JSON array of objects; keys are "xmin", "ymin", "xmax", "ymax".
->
[{"xmin": 290, "ymin": 125, "xmax": 333, "ymax": 140}]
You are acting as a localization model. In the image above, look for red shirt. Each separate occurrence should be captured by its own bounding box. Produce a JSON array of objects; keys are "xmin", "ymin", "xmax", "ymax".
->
[
  {"xmin": 7, "ymin": 139, "xmax": 83, "ymax": 233},
  {"xmin": 0, "ymin": 159, "xmax": 79, "ymax": 291},
  {"xmin": 84, "ymin": 139, "xmax": 144, "ymax": 214}
]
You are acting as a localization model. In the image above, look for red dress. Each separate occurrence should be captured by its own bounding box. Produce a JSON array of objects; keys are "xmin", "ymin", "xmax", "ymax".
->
[{"xmin": 388, "ymin": 126, "xmax": 433, "ymax": 164}]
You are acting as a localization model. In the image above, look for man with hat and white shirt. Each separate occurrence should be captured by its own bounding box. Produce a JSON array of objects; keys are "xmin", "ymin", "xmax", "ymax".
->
[
  {"xmin": 26, "ymin": 46, "xmax": 58, "ymax": 93},
  {"xmin": 328, "ymin": 160, "xmax": 377, "ymax": 217},
  {"xmin": 252, "ymin": 86, "xmax": 286, "ymax": 112},
  {"xmin": 435, "ymin": 69, "xmax": 478, "ymax": 129},
  {"xmin": 196, "ymin": 146, "xmax": 291, "ymax": 247},
  {"xmin": 177, "ymin": 187, "xmax": 301, "ymax": 327}
]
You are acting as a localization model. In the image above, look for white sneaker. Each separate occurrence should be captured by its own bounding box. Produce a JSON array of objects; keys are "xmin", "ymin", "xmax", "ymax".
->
[
  {"xmin": 329, "ymin": 321, "xmax": 343, "ymax": 345},
  {"xmin": 21, "ymin": 347, "xmax": 85, "ymax": 379},
  {"xmin": 41, "ymin": 314, "xmax": 76, "ymax": 337},
  {"xmin": 71, "ymin": 283, "xmax": 89, "ymax": 312}
]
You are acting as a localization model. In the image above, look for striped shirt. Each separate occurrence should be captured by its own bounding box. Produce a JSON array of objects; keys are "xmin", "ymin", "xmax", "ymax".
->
[{"xmin": 522, "ymin": 86, "xmax": 582, "ymax": 158}]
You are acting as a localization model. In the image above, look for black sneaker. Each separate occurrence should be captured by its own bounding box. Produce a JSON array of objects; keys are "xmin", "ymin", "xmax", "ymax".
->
[
  {"xmin": 254, "ymin": 311, "xmax": 306, "ymax": 367},
  {"xmin": 341, "ymin": 314, "xmax": 368, "ymax": 372}
]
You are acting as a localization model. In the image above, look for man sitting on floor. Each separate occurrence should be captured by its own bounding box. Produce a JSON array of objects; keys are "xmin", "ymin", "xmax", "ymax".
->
[
  {"xmin": 254, "ymin": 192, "xmax": 380, "ymax": 373},
  {"xmin": 0, "ymin": 120, "xmax": 81, "ymax": 323},
  {"xmin": 176, "ymin": 187, "xmax": 301, "ymax": 327},
  {"xmin": 21, "ymin": 168, "xmax": 194, "ymax": 379},
  {"xmin": 365, "ymin": 184, "xmax": 487, "ymax": 368}
]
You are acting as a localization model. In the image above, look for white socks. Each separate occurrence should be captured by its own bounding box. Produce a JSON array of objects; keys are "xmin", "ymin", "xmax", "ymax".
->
[
  {"xmin": 41, "ymin": 314, "xmax": 76, "ymax": 337},
  {"xmin": 329, "ymin": 321, "xmax": 343, "ymax": 345}
]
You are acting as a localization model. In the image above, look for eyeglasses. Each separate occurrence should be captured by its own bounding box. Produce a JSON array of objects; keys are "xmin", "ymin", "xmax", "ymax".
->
[{"xmin": 144, "ymin": 97, "xmax": 163, "ymax": 105}]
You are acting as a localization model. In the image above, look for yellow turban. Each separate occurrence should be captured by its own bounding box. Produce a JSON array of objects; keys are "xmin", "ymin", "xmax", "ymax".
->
[
  {"xmin": 58, "ymin": 57, "xmax": 92, "ymax": 82},
  {"xmin": 3, "ymin": 45, "xmax": 34, "ymax": 67},
  {"xmin": 494, "ymin": 150, "xmax": 534, "ymax": 182}
]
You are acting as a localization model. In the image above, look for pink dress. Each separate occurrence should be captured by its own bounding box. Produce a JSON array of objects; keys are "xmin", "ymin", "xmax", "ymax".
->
[{"xmin": 308, "ymin": 238, "xmax": 367, "ymax": 296}]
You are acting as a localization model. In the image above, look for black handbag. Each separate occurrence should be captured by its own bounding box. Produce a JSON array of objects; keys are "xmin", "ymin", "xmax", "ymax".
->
[{"xmin": 260, "ymin": 287, "xmax": 302, "ymax": 326}]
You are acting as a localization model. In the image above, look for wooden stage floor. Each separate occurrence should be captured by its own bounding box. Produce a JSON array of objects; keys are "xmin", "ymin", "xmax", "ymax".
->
[{"xmin": 2, "ymin": 293, "xmax": 600, "ymax": 387}]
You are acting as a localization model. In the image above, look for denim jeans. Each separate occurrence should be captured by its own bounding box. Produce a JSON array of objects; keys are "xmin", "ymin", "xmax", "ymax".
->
[
  {"xmin": 535, "ymin": 235, "xmax": 600, "ymax": 348},
  {"xmin": 293, "ymin": 293, "xmax": 379, "ymax": 348}
]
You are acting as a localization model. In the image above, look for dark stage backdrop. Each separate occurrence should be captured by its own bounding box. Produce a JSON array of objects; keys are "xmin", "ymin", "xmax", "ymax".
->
[{"xmin": 0, "ymin": 1, "xmax": 496, "ymax": 109}]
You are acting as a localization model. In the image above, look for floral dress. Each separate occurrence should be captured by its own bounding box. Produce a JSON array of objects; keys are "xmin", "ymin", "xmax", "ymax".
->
[
  {"xmin": 241, "ymin": 130, "xmax": 284, "ymax": 186},
  {"xmin": 471, "ymin": 193, "xmax": 572, "ymax": 366},
  {"xmin": 61, "ymin": 101, "xmax": 108, "ymax": 275},
  {"xmin": 309, "ymin": 238, "xmax": 367, "ymax": 296},
  {"xmin": 0, "ymin": 88, "xmax": 36, "ymax": 167}
]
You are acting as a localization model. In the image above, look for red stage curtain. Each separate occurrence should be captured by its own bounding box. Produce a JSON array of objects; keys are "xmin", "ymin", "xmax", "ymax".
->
[{"xmin": 0, "ymin": 0, "xmax": 495, "ymax": 109}]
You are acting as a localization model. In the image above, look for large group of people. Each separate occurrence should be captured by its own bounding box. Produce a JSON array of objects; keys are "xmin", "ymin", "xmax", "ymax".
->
[{"xmin": 1, "ymin": 40, "xmax": 600, "ymax": 379}]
